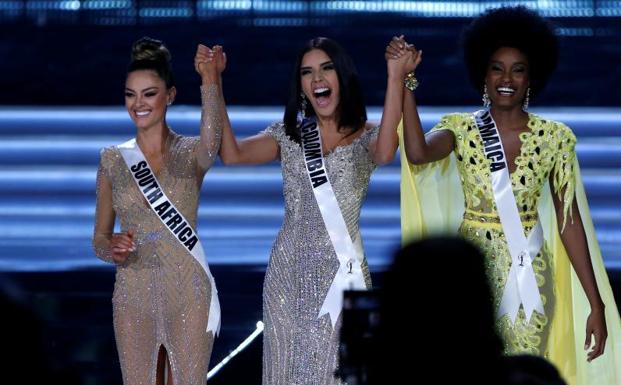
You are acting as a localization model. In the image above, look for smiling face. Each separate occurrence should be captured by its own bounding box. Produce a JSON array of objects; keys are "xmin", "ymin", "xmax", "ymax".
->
[
  {"xmin": 299, "ymin": 48, "xmax": 341, "ymax": 121},
  {"xmin": 484, "ymin": 47, "xmax": 530, "ymax": 110},
  {"xmin": 125, "ymin": 69, "xmax": 175, "ymax": 131}
]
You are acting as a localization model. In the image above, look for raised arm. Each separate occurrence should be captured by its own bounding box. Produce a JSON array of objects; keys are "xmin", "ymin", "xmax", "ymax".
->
[
  {"xmin": 193, "ymin": 44, "xmax": 221, "ymax": 170},
  {"xmin": 195, "ymin": 83, "xmax": 222, "ymax": 170},
  {"xmin": 385, "ymin": 38, "xmax": 454, "ymax": 165},
  {"xmin": 195, "ymin": 44, "xmax": 279, "ymax": 165},
  {"xmin": 369, "ymin": 36, "xmax": 415, "ymax": 165}
]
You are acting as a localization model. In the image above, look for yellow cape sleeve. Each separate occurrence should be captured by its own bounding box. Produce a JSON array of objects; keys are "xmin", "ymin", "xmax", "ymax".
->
[
  {"xmin": 398, "ymin": 120, "xmax": 464, "ymax": 244},
  {"xmin": 544, "ymin": 159, "xmax": 621, "ymax": 385},
  {"xmin": 399, "ymin": 121, "xmax": 621, "ymax": 385}
]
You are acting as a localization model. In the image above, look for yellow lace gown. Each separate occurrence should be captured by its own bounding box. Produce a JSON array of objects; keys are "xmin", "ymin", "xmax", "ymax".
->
[{"xmin": 399, "ymin": 113, "xmax": 621, "ymax": 385}]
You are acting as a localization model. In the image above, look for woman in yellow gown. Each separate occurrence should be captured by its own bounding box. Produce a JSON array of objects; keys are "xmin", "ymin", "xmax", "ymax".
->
[{"xmin": 391, "ymin": 6, "xmax": 621, "ymax": 385}]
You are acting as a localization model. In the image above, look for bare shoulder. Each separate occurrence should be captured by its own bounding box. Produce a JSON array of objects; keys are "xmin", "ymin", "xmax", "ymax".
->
[
  {"xmin": 365, "ymin": 122, "xmax": 378, "ymax": 130},
  {"xmin": 364, "ymin": 122, "xmax": 379, "ymax": 130},
  {"xmin": 362, "ymin": 122, "xmax": 380, "ymax": 138}
]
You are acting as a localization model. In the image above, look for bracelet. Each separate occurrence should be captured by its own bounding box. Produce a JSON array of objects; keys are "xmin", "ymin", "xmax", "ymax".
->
[{"xmin": 404, "ymin": 71, "xmax": 419, "ymax": 91}]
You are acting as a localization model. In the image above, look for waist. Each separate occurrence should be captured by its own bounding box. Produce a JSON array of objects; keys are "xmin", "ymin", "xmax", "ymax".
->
[{"xmin": 463, "ymin": 209, "xmax": 538, "ymax": 227}]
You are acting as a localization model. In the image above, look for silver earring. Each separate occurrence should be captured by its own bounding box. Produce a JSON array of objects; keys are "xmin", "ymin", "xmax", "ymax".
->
[
  {"xmin": 167, "ymin": 101, "xmax": 172, "ymax": 106},
  {"xmin": 522, "ymin": 88, "xmax": 530, "ymax": 111},
  {"xmin": 482, "ymin": 85, "xmax": 491, "ymax": 108},
  {"xmin": 299, "ymin": 92, "xmax": 307, "ymax": 118}
]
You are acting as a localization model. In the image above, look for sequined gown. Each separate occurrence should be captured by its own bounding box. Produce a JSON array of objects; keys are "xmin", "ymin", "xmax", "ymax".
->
[
  {"xmin": 430, "ymin": 112, "xmax": 576, "ymax": 356},
  {"xmin": 261, "ymin": 123, "xmax": 378, "ymax": 385},
  {"xmin": 93, "ymin": 87, "xmax": 221, "ymax": 385}
]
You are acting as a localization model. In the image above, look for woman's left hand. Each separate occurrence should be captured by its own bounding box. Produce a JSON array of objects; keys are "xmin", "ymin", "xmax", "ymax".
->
[
  {"xmin": 585, "ymin": 306, "xmax": 607, "ymax": 361},
  {"xmin": 195, "ymin": 44, "xmax": 222, "ymax": 83},
  {"xmin": 212, "ymin": 45, "xmax": 227, "ymax": 74},
  {"xmin": 385, "ymin": 35, "xmax": 422, "ymax": 79}
]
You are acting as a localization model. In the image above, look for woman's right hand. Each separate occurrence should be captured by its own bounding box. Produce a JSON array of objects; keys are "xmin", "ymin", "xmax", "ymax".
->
[
  {"xmin": 212, "ymin": 45, "xmax": 227, "ymax": 75},
  {"xmin": 385, "ymin": 35, "xmax": 422, "ymax": 78},
  {"xmin": 195, "ymin": 44, "xmax": 225, "ymax": 84},
  {"xmin": 110, "ymin": 230, "xmax": 135, "ymax": 264}
]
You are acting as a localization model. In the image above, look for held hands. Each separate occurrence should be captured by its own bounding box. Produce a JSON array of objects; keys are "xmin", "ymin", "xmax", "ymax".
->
[
  {"xmin": 194, "ymin": 44, "xmax": 227, "ymax": 84},
  {"xmin": 385, "ymin": 35, "xmax": 422, "ymax": 79},
  {"xmin": 585, "ymin": 306, "xmax": 608, "ymax": 361},
  {"xmin": 110, "ymin": 229, "xmax": 135, "ymax": 265}
]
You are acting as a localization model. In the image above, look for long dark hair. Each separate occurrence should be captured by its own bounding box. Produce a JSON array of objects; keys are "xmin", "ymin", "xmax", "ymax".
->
[
  {"xmin": 127, "ymin": 36, "xmax": 175, "ymax": 89},
  {"xmin": 283, "ymin": 37, "xmax": 367, "ymax": 144}
]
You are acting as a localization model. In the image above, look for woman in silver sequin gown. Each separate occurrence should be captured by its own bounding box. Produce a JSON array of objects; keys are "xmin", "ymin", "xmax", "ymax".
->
[
  {"xmin": 197, "ymin": 38, "xmax": 408, "ymax": 384},
  {"xmin": 92, "ymin": 38, "xmax": 222, "ymax": 385}
]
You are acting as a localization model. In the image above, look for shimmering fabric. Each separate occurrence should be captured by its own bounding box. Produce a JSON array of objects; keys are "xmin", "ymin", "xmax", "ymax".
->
[
  {"xmin": 93, "ymin": 85, "xmax": 221, "ymax": 385},
  {"xmin": 262, "ymin": 123, "xmax": 378, "ymax": 385},
  {"xmin": 399, "ymin": 114, "xmax": 621, "ymax": 385}
]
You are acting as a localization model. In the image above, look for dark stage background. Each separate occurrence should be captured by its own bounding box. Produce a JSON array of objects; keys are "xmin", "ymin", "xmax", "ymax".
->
[
  {"xmin": 1, "ymin": 1, "xmax": 620, "ymax": 106},
  {"xmin": 1, "ymin": 1, "xmax": 620, "ymax": 384}
]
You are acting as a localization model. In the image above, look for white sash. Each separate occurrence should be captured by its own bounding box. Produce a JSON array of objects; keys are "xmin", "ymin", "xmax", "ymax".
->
[
  {"xmin": 299, "ymin": 118, "xmax": 367, "ymax": 328},
  {"xmin": 117, "ymin": 138, "xmax": 221, "ymax": 335},
  {"xmin": 473, "ymin": 109, "xmax": 544, "ymax": 323}
]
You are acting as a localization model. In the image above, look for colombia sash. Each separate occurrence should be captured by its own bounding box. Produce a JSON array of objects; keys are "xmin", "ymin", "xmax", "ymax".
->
[
  {"xmin": 473, "ymin": 109, "xmax": 544, "ymax": 323},
  {"xmin": 117, "ymin": 138, "xmax": 221, "ymax": 335},
  {"xmin": 299, "ymin": 118, "xmax": 367, "ymax": 328}
]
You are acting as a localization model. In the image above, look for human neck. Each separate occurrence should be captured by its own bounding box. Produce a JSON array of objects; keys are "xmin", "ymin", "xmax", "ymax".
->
[
  {"xmin": 490, "ymin": 106, "xmax": 528, "ymax": 131},
  {"xmin": 316, "ymin": 115, "xmax": 341, "ymax": 135},
  {"xmin": 136, "ymin": 122, "xmax": 169, "ymax": 154}
]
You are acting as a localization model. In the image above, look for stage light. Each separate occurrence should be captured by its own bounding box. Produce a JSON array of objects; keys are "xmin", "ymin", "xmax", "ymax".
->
[
  {"xmin": 206, "ymin": 320, "xmax": 265, "ymax": 380},
  {"xmin": 3, "ymin": 1, "xmax": 620, "ymax": 27}
]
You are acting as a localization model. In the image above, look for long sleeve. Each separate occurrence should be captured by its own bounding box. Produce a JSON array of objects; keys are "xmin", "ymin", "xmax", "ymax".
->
[
  {"xmin": 196, "ymin": 84, "xmax": 223, "ymax": 171},
  {"xmin": 92, "ymin": 151, "xmax": 115, "ymax": 263}
]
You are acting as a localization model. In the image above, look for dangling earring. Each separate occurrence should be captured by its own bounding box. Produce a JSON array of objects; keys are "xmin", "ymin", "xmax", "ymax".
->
[
  {"xmin": 482, "ymin": 85, "xmax": 491, "ymax": 108},
  {"xmin": 167, "ymin": 100, "xmax": 172, "ymax": 106},
  {"xmin": 297, "ymin": 92, "xmax": 308, "ymax": 122},
  {"xmin": 522, "ymin": 87, "xmax": 530, "ymax": 111}
]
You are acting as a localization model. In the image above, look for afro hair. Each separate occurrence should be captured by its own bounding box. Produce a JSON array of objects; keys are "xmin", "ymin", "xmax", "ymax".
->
[{"xmin": 462, "ymin": 6, "xmax": 558, "ymax": 97}]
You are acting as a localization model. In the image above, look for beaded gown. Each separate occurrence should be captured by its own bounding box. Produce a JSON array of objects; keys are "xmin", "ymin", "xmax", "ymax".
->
[
  {"xmin": 428, "ymin": 113, "xmax": 576, "ymax": 354},
  {"xmin": 92, "ymin": 86, "xmax": 221, "ymax": 385},
  {"xmin": 261, "ymin": 123, "xmax": 378, "ymax": 385},
  {"xmin": 399, "ymin": 112, "xmax": 621, "ymax": 385}
]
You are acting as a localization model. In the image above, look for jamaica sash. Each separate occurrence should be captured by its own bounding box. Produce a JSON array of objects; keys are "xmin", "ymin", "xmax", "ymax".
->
[
  {"xmin": 473, "ymin": 109, "xmax": 544, "ymax": 323},
  {"xmin": 117, "ymin": 138, "xmax": 221, "ymax": 335},
  {"xmin": 299, "ymin": 118, "xmax": 366, "ymax": 328}
]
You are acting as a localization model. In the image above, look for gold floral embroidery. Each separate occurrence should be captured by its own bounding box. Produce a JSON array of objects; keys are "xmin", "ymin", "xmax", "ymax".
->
[{"xmin": 429, "ymin": 113, "xmax": 576, "ymax": 354}]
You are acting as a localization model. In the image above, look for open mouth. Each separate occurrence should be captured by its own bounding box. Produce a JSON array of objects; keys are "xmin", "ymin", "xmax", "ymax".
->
[
  {"xmin": 135, "ymin": 110, "xmax": 151, "ymax": 117},
  {"xmin": 496, "ymin": 86, "xmax": 516, "ymax": 96},
  {"xmin": 313, "ymin": 87, "xmax": 332, "ymax": 108}
]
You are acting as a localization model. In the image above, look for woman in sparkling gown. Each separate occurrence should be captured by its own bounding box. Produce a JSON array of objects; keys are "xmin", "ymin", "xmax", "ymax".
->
[
  {"xmin": 391, "ymin": 6, "xmax": 621, "ymax": 385},
  {"xmin": 194, "ymin": 37, "xmax": 406, "ymax": 384},
  {"xmin": 93, "ymin": 37, "xmax": 222, "ymax": 384}
]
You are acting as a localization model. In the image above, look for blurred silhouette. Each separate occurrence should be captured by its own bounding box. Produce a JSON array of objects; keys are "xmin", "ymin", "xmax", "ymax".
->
[
  {"xmin": 338, "ymin": 237, "xmax": 505, "ymax": 384},
  {"xmin": 502, "ymin": 354, "xmax": 567, "ymax": 385},
  {"xmin": 339, "ymin": 236, "xmax": 575, "ymax": 384},
  {"xmin": 374, "ymin": 237, "xmax": 505, "ymax": 384},
  {"xmin": 0, "ymin": 274, "xmax": 81, "ymax": 385}
]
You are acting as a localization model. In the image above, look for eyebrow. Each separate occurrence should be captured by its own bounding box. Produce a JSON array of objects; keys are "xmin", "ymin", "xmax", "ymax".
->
[
  {"xmin": 125, "ymin": 86, "xmax": 160, "ymax": 93},
  {"xmin": 490, "ymin": 60, "xmax": 528, "ymax": 65},
  {"xmin": 300, "ymin": 61, "xmax": 334, "ymax": 71}
]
